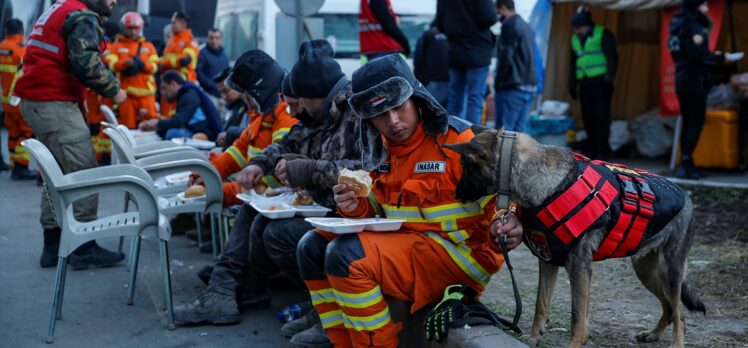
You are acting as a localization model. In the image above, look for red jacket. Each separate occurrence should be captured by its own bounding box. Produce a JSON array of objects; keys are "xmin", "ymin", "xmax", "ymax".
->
[
  {"xmin": 15, "ymin": 0, "xmax": 91, "ymax": 103},
  {"xmin": 358, "ymin": 0, "xmax": 405, "ymax": 55}
]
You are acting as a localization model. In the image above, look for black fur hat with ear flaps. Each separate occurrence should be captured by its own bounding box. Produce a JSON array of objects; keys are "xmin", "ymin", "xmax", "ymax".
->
[{"xmin": 348, "ymin": 54, "xmax": 450, "ymax": 171}]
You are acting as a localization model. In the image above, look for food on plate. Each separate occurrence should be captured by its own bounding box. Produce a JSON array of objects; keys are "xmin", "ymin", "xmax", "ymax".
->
[
  {"xmin": 192, "ymin": 133, "xmax": 208, "ymax": 140},
  {"xmin": 338, "ymin": 169, "xmax": 372, "ymax": 197},
  {"xmin": 267, "ymin": 205, "xmax": 278, "ymax": 211},
  {"xmin": 184, "ymin": 184, "xmax": 205, "ymax": 198},
  {"xmin": 254, "ymin": 183, "xmax": 268, "ymax": 195},
  {"xmin": 292, "ymin": 191, "xmax": 314, "ymax": 205}
]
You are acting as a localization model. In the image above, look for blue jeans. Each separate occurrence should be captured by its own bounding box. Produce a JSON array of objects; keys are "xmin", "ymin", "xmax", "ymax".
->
[
  {"xmin": 447, "ymin": 66, "xmax": 489, "ymax": 125},
  {"xmin": 164, "ymin": 128, "xmax": 193, "ymax": 140},
  {"xmin": 426, "ymin": 81, "xmax": 450, "ymax": 109},
  {"xmin": 494, "ymin": 89, "xmax": 534, "ymax": 132}
]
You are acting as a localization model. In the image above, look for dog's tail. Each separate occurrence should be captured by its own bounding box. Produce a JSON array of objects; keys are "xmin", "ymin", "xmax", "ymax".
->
[{"xmin": 681, "ymin": 281, "xmax": 706, "ymax": 314}]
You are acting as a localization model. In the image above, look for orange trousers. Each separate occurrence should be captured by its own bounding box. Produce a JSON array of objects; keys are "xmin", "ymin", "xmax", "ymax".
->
[
  {"xmin": 297, "ymin": 230, "xmax": 486, "ymax": 348},
  {"xmin": 4, "ymin": 110, "xmax": 33, "ymax": 167},
  {"xmin": 118, "ymin": 94, "xmax": 157, "ymax": 129}
]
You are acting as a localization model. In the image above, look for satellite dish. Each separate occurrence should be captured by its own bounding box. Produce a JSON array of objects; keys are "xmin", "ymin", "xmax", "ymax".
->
[{"xmin": 275, "ymin": 0, "xmax": 325, "ymax": 17}]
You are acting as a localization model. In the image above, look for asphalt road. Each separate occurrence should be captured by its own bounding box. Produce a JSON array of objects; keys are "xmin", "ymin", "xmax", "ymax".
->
[{"xmin": 0, "ymin": 166, "xmax": 306, "ymax": 348}]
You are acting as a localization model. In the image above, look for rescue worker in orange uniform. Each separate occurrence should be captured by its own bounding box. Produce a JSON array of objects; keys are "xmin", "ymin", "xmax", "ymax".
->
[
  {"xmin": 297, "ymin": 55, "xmax": 524, "ymax": 347},
  {"xmin": 205, "ymin": 51, "xmax": 298, "ymax": 207},
  {"xmin": 104, "ymin": 12, "xmax": 159, "ymax": 128},
  {"xmin": 159, "ymin": 12, "xmax": 197, "ymax": 118},
  {"xmin": 86, "ymin": 20, "xmax": 119, "ymax": 165},
  {"xmin": 0, "ymin": 19, "xmax": 35, "ymax": 180}
]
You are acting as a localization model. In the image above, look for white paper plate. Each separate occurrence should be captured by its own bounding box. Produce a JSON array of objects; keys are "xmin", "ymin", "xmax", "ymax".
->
[
  {"xmin": 165, "ymin": 171, "xmax": 192, "ymax": 184},
  {"xmin": 304, "ymin": 218, "xmax": 405, "ymax": 234},
  {"xmin": 250, "ymin": 202, "xmax": 296, "ymax": 219},
  {"xmin": 239, "ymin": 194, "xmax": 332, "ymax": 218},
  {"xmin": 177, "ymin": 191, "xmax": 206, "ymax": 201},
  {"xmin": 291, "ymin": 204, "xmax": 332, "ymax": 217},
  {"xmin": 171, "ymin": 137, "xmax": 216, "ymax": 150}
]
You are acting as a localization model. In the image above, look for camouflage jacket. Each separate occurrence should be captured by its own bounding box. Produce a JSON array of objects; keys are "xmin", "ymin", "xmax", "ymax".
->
[
  {"xmin": 62, "ymin": 7, "xmax": 119, "ymax": 98},
  {"xmin": 250, "ymin": 76, "xmax": 363, "ymax": 208}
]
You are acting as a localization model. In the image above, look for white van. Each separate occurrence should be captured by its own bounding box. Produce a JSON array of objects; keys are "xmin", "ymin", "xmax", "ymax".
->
[{"xmin": 214, "ymin": 0, "xmax": 436, "ymax": 75}]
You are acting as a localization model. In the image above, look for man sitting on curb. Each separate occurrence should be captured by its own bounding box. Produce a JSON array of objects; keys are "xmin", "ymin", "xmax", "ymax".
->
[
  {"xmin": 297, "ymin": 54, "xmax": 524, "ymax": 347},
  {"xmin": 138, "ymin": 70, "xmax": 221, "ymax": 140}
]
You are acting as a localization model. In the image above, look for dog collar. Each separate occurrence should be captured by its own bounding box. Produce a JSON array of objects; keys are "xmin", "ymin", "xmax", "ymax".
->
[{"xmin": 495, "ymin": 130, "xmax": 518, "ymax": 219}]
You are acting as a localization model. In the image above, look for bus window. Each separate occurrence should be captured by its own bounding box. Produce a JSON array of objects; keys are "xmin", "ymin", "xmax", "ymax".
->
[{"xmin": 217, "ymin": 11, "xmax": 259, "ymax": 61}]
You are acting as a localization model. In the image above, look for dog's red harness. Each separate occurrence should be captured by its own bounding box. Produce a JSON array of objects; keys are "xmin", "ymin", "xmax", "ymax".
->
[{"xmin": 520, "ymin": 154, "xmax": 673, "ymax": 265}]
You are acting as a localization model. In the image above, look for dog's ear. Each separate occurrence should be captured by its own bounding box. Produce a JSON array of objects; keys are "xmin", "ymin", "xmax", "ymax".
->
[
  {"xmin": 470, "ymin": 124, "xmax": 495, "ymax": 135},
  {"xmin": 443, "ymin": 141, "xmax": 481, "ymax": 158}
]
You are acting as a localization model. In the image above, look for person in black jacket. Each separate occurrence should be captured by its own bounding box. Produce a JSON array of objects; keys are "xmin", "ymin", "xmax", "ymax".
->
[
  {"xmin": 214, "ymin": 68, "xmax": 249, "ymax": 148},
  {"xmin": 494, "ymin": 0, "xmax": 537, "ymax": 131},
  {"xmin": 435, "ymin": 0, "xmax": 497, "ymax": 125},
  {"xmin": 139, "ymin": 71, "xmax": 221, "ymax": 140},
  {"xmin": 668, "ymin": 0, "xmax": 740, "ymax": 179},
  {"xmin": 413, "ymin": 23, "xmax": 450, "ymax": 107},
  {"xmin": 568, "ymin": 8, "xmax": 618, "ymax": 161}
]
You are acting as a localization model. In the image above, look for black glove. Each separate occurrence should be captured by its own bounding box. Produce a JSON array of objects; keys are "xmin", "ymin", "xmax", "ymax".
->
[
  {"xmin": 424, "ymin": 285, "xmax": 466, "ymax": 342},
  {"xmin": 132, "ymin": 56, "xmax": 145, "ymax": 71},
  {"xmin": 178, "ymin": 55, "xmax": 192, "ymax": 67}
]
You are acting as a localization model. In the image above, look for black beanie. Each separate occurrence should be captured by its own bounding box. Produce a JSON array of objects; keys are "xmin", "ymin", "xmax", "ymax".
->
[
  {"xmin": 226, "ymin": 49, "xmax": 284, "ymax": 114},
  {"xmin": 281, "ymin": 73, "xmax": 296, "ymax": 98},
  {"xmin": 683, "ymin": 0, "xmax": 707, "ymax": 9},
  {"xmin": 571, "ymin": 9, "xmax": 594, "ymax": 27},
  {"xmin": 290, "ymin": 40, "xmax": 345, "ymax": 98}
]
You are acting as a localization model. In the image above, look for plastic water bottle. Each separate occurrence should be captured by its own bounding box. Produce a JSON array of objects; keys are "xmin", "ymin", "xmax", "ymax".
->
[{"xmin": 276, "ymin": 304, "xmax": 303, "ymax": 323}]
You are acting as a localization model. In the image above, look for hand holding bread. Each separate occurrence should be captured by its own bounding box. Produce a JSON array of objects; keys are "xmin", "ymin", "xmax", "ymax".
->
[{"xmin": 334, "ymin": 169, "xmax": 372, "ymax": 212}]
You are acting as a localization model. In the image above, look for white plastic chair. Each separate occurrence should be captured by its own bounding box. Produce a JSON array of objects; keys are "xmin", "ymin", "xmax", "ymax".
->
[
  {"xmin": 22, "ymin": 139, "xmax": 175, "ymax": 343},
  {"xmin": 104, "ymin": 128, "xmax": 225, "ymax": 259}
]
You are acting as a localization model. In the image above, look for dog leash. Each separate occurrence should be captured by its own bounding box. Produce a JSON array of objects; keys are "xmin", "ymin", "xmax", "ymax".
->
[{"xmin": 493, "ymin": 130, "xmax": 523, "ymax": 334}]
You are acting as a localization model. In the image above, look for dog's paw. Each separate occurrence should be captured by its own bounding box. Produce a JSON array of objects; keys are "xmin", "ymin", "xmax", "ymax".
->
[
  {"xmin": 635, "ymin": 330, "xmax": 661, "ymax": 343},
  {"xmin": 526, "ymin": 336, "xmax": 541, "ymax": 346}
]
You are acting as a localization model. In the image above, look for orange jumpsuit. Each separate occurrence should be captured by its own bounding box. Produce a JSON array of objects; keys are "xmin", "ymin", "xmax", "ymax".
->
[
  {"xmin": 299, "ymin": 122, "xmax": 504, "ymax": 347},
  {"xmin": 161, "ymin": 29, "xmax": 199, "ymax": 82},
  {"xmin": 104, "ymin": 35, "xmax": 159, "ymax": 128},
  {"xmin": 0, "ymin": 34, "xmax": 31, "ymax": 168},
  {"xmin": 209, "ymin": 101, "xmax": 298, "ymax": 206}
]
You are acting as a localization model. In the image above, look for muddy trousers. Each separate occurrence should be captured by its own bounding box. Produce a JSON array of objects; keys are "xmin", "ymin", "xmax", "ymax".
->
[
  {"xmin": 3, "ymin": 109, "xmax": 33, "ymax": 167},
  {"xmin": 20, "ymin": 100, "xmax": 98, "ymax": 229},
  {"xmin": 208, "ymin": 204, "xmax": 311, "ymax": 295},
  {"xmin": 297, "ymin": 230, "xmax": 488, "ymax": 348}
]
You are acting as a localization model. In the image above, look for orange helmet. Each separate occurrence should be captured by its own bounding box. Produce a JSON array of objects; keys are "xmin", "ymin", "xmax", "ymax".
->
[{"xmin": 121, "ymin": 12, "xmax": 144, "ymax": 28}]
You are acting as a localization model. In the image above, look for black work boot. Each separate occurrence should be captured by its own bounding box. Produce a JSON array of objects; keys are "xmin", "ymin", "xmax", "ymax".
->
[
  {"xmin": 69, "ymin": 241, "xmax": 126, "ymax": 270},
  {"xmin": 173, "ymin": 289, "xmax": 240, "ymax": 325},
  {"xmin": 11, "ymin": 165, "xmax": 37, "ymax": 180},
  {"xmin": 197, "ymin": 264, "xmax": 214, "ymax": 285},
  {"xmin": 282, "ymin": 309, "xmax": 318, "ymax": 338},
  {"xmin": 290, "ymin": 323, "xmax": 332, "ymax": 348},
  {"xmin": 676, "ymin": 156, "xmax": 700, "ymax": 180},
  {"xmin": 40, "ymin": 227, "xmax": 62, "ymax": 268}
]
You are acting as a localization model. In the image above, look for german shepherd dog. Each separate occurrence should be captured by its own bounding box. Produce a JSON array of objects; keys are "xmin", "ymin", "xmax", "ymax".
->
[{"xmin": 445, "ymin": 127, "xmax": 705, "ymax": 348}]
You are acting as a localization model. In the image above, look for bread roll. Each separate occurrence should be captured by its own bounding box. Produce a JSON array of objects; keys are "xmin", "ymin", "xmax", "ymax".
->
[
  {"xmin": 192, "ymin": 133, "xmax": 208, "ymax": 140},
  {"xmin": 254, "ymin": 183, "xmax": 268, "ymax": 195},
  {"xmin": 292, "ymin": 191, "xmax": 314, "ymax": 205},
  {"xmin": 185, "ymin": 184, "xmax": 205, "ymax": 198},
  {"xmin": 338, "ymin": 169, "xmax": 372, "ymax": 197}
]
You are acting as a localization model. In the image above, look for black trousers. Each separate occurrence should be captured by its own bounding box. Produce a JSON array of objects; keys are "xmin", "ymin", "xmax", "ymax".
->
[
  {"xmin": 676, "ymin": 92, "xmax": 707, "ymax": 160},
  {"xmin": 579, "ymin": 79, "xmax": 612, "ymax": 159}
]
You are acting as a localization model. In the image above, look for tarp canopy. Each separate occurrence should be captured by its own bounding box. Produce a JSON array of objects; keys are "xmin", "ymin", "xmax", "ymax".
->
[
  {"xmin": 552, "ymin": 0, "xmax": 680, "ymax": 10},
  {"xmin": 541, "ymin": 0, "xmax": 748, "ymax": 124}
]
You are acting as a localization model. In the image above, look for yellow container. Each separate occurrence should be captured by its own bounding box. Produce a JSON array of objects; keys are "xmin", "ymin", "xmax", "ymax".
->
[{"xmin": 692, "ymin": 109, "xmax": 739, "ymax": 169}]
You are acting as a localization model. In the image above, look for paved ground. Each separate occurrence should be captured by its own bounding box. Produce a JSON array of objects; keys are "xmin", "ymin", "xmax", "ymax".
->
[{"xmin": 0, "ymin": 129, "xmax": 307, "ymax": 347}]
